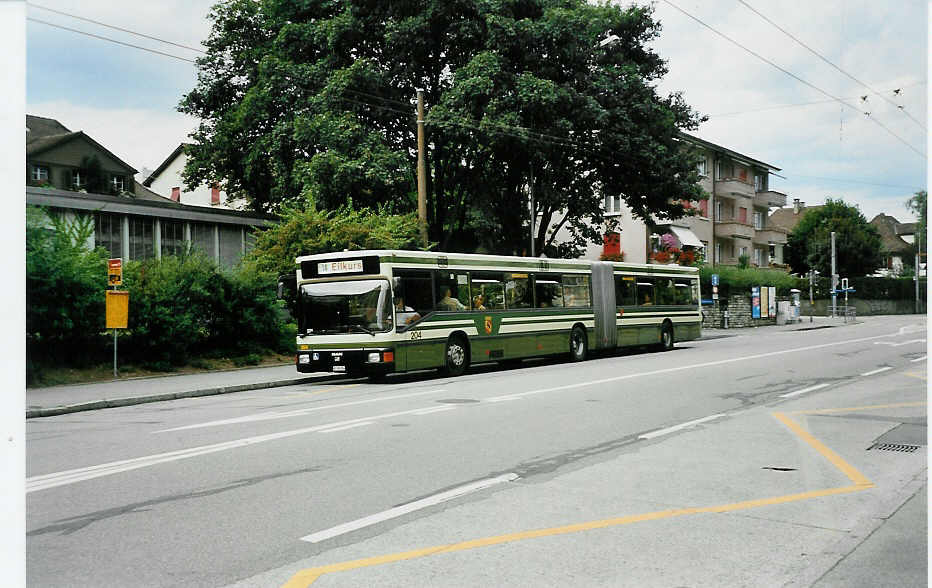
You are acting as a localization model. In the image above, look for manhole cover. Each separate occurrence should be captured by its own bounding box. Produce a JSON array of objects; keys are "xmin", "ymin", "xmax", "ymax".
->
[
  {"xmin": 868, "ymin": 443, "xmax": 921, "ymax": 453},
  {"xmin": 436, "ymin": 398, "xmax": 479, "ymax": 404}
]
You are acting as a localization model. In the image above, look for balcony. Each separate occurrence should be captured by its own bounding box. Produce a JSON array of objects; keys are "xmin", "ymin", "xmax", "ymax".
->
[
  {"xmin": 714, "ymin": 219, "xmax": 755, "ymax": 240},
  {"xmin": 754, "ymin": 189, "xmax": 787, "ymax": 208},
  {"xmin": 714, "ymin": 178, "xmax": 755, "ymax": 198},
  {"xmin": 753, "ymin": 227, "xmax": 788, "ymax": 245}
]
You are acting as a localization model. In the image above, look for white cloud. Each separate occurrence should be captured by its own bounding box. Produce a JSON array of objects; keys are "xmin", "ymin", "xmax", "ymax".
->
[{"xmin": 28, "ymin": 100, "xmax": 197, "ymax": 171}]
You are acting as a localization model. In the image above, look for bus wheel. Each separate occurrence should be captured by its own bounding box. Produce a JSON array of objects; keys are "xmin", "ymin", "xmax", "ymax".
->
[
  {"xmin": 659, "ymin": 322, "xmax": 674, "ymax": 351},
  {"xmin": 442, "ymin": 334, "xmax": 469, "ymax": 377},
  {"xmin": 569, "ymin": 326, "xmax": 587, "ymax": 362}
]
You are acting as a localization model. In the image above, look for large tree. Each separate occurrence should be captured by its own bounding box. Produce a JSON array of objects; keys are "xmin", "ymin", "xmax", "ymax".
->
[
  {"xmin": 785, "ymin": 199, "xmax": 883, "ymax": 277},
  {"xmin": 180, "ymin": 0, "xmax": 706, "ymax": 255}
]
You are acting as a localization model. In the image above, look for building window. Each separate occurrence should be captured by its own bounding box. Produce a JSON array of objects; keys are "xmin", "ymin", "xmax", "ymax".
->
[
  {"xmin": 697, "ymin": 158, "xmax": 708, "ymax": 177},
  {"xmin": 128, "ymin": 216, "xmax": 154, "ymax": 260},
  {"xmin": 111, "ymin": 175, "xmax": 125, "ymax": 193},
  {"xmin": 160, "ymin": 219, "xmax": 185, "ymax": 258},
  {"xmin": 738, "ymin": 207, "xmax": 748, "ymax": 224},
  {"xmin": 218, "ymin": 224, "xmax": 242, "ymax": 268},
  {"xmin": 715, "ymin": 200, "xmax": 723, "ymax": 221},
  {"xmin": 714, "ymin": 242, "xmax": 722, "ymax": 262},
  {"xmin": 699, "ymin": 198, "xmax": 709, "ymax": 217},
  {"xmin": 603, "ymin": 194, "xmax": 622, "ymax": 215},
  {"xmin": 738, "ymin": 245, "xmax": 748, "ymax": 259},
  {"xmin": 753, "ymin": 248, "xmax": 762, "ymax": 266},
  {"xmin": 95, "ymin": 212, "xmax": 122, "ymax": 259},
  {"xmin": 72, "ymin": 169, "xmax": 85, "ymax": 188},
  {"xmin": 191, "ymin": 222, "xmax": 215, "ymax": 259},
  {"xmin": 31, "ymin": 165, "xmax": 49, "ymax": 182},
  {"xmin": 753, "ymin": 211, "xmax": 763, "ymax": 230},
  {"xmin": 754, "ymin": 173, "xmax": 766, "ymax": 192},
  {"xmin": 716, "ymin": 159, "xmax": 734, "ymax": 180}
]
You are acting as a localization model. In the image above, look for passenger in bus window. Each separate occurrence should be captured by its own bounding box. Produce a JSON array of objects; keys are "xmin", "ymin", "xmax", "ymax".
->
[
  {"xmin": 437, "ymin": 286, "xmax": 466, "ymax": 311},
  {"xmin": 394, "ymin": 296, "xmax": 421, "ymax": 325},
  {"xmin": 473, "ymin": 294, "xmax": 486, "ymax": 310}
]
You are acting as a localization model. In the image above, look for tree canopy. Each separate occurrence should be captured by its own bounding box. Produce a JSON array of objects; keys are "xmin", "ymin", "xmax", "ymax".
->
[
  {"xmin": 785, "ymin": 199, "xmax": 883, "ymax": 278},
  {"xmin": 180, "ymin": 0, "xmax": 706, "ymax": 256},
  {"xmin": 906, "ymin": 190, "xmax": 926, "ymax": 246}
]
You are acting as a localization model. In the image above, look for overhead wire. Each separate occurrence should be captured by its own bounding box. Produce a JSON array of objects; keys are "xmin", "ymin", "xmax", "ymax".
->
[
  {"xmin": 660, "ymin": 0, "xmax": 926, "ymax": 159},
  {"xmin": 709, "ymin": 82, "xmax": 926, "ymax": 117},
  {"xmin": 28, "ymin": 2, "xmax": 207, "ymax": 54},
  {"xmin": 28, "ymin": 17, "xmax": 196, "ymax": 63},
  {"xmin": 735, "ymin": 0, "xmax": 926, "ymax": 131}
]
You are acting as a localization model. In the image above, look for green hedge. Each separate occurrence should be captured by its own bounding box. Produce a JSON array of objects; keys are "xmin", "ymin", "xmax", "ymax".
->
[
  {"xmin": 26, "ymin": 207, "xmax": 292, "ymax": 382},
  {"xmin": 698, "ymin": 264, "xmax": 925, "ymax": 301}
]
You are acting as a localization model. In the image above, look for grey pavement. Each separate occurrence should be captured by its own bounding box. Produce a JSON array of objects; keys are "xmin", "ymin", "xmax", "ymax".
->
[
  {"xmin": 23, "ymin": 313, "xmax": 878, "ymax": 418},
  {"xmin": 26, "ymin": 364, "xmax": 335, "ymax": 418}
]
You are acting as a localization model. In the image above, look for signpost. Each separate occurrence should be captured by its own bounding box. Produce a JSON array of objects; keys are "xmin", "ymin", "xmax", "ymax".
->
[
  {"xmin": 107, "ymin": 259, "xmax": 127, "ymax": 378},
  {"xmin": 711, "ymin": 273, "xmax": 719, "ymax": 301}
]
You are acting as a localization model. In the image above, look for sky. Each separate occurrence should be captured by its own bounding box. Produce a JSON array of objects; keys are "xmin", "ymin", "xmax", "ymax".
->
[{"xmin": 25, "ymin": 0, "xmax": 928, "ymax": 223}]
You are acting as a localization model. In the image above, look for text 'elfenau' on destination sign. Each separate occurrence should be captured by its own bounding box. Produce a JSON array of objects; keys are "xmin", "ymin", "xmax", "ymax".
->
[{"xmin": 318, "ymin": 259, "xmax": 364, "ymax": 275}]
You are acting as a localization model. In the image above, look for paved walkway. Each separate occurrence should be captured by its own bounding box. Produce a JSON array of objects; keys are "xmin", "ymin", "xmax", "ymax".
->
[{"xmin": 25, "ymin": 314, "xmax": 859, "ymax": 418}]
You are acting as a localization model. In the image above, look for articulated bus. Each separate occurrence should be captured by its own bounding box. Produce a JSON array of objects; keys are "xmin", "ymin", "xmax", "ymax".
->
[{"xmin": 281, "ymin": 250, "xmax": 701, "ymax": 379}]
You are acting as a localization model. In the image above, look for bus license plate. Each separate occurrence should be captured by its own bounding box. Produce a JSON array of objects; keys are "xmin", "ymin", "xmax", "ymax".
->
[{"xmin": 333, "ymin": 365, "xmax": 345, "ymax": 372}]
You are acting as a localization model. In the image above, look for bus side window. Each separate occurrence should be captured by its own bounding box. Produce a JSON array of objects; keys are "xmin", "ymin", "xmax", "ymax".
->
[
  {"xmin": 434, "ymin": 271, "xmax": 470, "ymax": 311},
  {"xmin": 393, "ymin": 269, "xmax": 433, "ymax": 318},
  {"xmin": 655, "ymin": 278, "xmax": 675, "ymax": 305},
  {"xmin": 674, "ymin": 282, "xmax": 692, "ymax": 305},
  {"xmin": 535, "ymin": 274, "xmax": 563, "ymax": 308},
  {"xmin": 614, "ymin": 274, "xmax": 636, "ymax": 306},
  {"xmin": 562, "ymin": 274, "xmax": 591, "ymax": 307},
  {"xmin": 637, "ymin": 278, "xmax": 654, "ymax": 306},
  {"xmin": 470, "ymin": 271, "xmax": 505, "ymax": 310},
  {"xmin": 505, "ymin": 273, "xmax": 532, "ymax": 309}
]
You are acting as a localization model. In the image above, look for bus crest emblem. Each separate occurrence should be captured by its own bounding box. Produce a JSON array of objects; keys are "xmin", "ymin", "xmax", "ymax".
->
[{"xmin": 484, "ymin": 316, "xmax": 493, "ymax": 334}]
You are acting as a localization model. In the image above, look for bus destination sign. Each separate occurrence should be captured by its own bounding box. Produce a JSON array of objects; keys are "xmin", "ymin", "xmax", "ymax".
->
[{"xmin": 318, "ymin": 259, "xmax": 364, "ymax": 275}]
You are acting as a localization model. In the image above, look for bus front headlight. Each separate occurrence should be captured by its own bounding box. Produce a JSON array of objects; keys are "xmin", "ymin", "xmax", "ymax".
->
[{"xmin": 367, "ymin": 352, "xmax": 381, "ymax": 363}]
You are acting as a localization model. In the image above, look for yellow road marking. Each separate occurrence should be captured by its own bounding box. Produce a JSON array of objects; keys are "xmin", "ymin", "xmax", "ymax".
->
[
  {"xmin": 903, "ymin": 371, "xmax": 927, "ymax": 381},
  {"xmin": 282, "ymin": 406, "xmax": 896, "ymax": 587},
  {"xmin": 789, "ymin": 401, "xmax": 927, "ymax": 416}
]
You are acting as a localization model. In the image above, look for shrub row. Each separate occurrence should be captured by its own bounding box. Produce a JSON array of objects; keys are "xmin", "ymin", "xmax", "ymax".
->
[{"xmin": 26, "ymin": 208, "xmax": 293, "ymax": 383}]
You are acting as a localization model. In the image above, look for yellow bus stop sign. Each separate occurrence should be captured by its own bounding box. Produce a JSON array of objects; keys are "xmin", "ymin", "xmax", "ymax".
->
[
  {"xmin": 108, "ymin": 258, "xmax": 123, "ymax": 286},
  {"xmin": 106, "ymin": 290, "xmax": 129, "ymax": 329}
]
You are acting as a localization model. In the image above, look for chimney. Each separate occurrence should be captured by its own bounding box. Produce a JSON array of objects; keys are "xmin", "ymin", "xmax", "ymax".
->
[
  {"xmin": 211, "ymin": 184, "xmax": 220, "ymax": 205},
  {"xmin": 171, "ymin": 187, "xmax": 180, "ymax": 202},
  {"xmin": 793, "ymin": 198, "xmax": 802, "ymax": 214}
]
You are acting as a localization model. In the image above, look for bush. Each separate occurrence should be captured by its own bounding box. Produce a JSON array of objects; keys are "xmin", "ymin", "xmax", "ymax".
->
[
  {"xmin": 231, "ymin": 353, "xmax": 262, "ymax": 367},
  {"xmin": 699, "ymin": 265, "xmax": 799, "ymax": 298},
  {"xmin": 26, "ymin": 207, "xmax": 111, "ymax": 371}
]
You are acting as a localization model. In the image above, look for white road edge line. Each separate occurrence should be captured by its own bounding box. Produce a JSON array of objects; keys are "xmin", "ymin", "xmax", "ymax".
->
[
  {"xmin": 910, "ymin": 356, "xmax": 927, "ymax": 363},
  {"xmin": 779, "ymin": 383, "xmax": 831, "ymax": 398},
  {"xmin": 317, "ymin": 422, "xmax": 374, "ymax": 434},
  {"xmin": 411, "ymin": 406, "xmax": 457, "ymax": 415},
  {"xmin": 861, "ymin": 366, "xmax": 893, "ymax": 376},
  {"xmin": 486, "ymin": 395, "xmax": 523, "ymax": 403},
  {"xmin": 638, "ymin": 414, "xmax": 726, "ymax": 440},
  {"xmin": 299, "ymin": 473, "xmax": 519, "ymax": 543}
]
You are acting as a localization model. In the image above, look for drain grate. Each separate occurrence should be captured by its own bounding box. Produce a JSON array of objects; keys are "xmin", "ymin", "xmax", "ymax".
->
[{"xmin": 868, "ymin": 443, "xmax": 921, "ymax": 453}]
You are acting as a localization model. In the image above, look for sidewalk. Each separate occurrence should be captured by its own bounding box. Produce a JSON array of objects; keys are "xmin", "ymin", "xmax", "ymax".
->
[
  {"xmin": 26, "ymin": 314, "xmax": 862, "ymax": 419},
  {"xmin": 26, "ymin": 364, "xmax": 335, "ymax": 418},
  {"xmin": 702, "ymin": 312, "xmax": 861, "ymax": 337}
]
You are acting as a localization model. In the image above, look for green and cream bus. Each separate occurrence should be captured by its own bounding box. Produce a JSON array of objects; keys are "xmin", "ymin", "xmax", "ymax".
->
[{"xmin": 282, "ymin": 250, "xmax": 701, "ymax": 379}]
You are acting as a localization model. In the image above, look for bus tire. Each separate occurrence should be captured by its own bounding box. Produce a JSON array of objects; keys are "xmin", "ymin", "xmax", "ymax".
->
[
  {"xmin": 659, "ymin": 321, "xmax": 674, "ymax": 351},
  {"xmin": 441, "ymin": 334, "xmax": 470, "ymax": 377},
  {"xmin": 569, "ymin": 326, "xmax": 587, "ymax": 362}
]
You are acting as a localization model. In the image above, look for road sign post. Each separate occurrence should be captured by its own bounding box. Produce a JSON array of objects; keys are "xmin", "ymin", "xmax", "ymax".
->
[{"xmin": 107, "ymin": 258, "xmax": 127, "ymax": 378}]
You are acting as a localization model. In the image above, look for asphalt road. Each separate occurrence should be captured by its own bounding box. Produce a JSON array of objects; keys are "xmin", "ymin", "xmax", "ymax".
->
[{"xmin": 26, "ymin": 315, "xmax": 927, "ymax": 587}]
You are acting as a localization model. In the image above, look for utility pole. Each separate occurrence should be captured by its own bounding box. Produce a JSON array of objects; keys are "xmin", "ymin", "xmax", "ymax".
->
[
  {"xmin": 809, "ymin": 269, "xmax": 815, "ymax": 323},
  {"xmin": 416, "ymin": 89, "xmax": 428, "ymax": 248},
  {"xmin": 915, "ymin": 229, "xmax": 922, "ymax": 313},
  {"xmin": 830, "ymin": 231, "xmax": 837, "ymax": 318},
  {"xmin": 529, "ymin": 164, "xmax": 535, "ymax": 257}
]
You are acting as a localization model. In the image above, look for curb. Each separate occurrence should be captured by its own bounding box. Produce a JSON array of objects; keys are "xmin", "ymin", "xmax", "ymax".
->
[{"xmin": 25, "ymin": 374, "xmax": 344, "ymax": 419}]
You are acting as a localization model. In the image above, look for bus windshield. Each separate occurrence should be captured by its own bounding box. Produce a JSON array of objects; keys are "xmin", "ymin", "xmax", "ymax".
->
[{"xmin": 299, "ymin": 279, "xmax": 392, "ymax": 335}]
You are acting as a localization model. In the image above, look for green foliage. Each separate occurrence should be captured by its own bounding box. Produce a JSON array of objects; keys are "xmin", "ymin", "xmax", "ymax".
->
[
  {"xmin": 785, "ymin": 199, "xmax": 882, "ymax": 277},
  {"xmin": 243, "ymin": 200, "xmax": 423, "ymax": 276},
  {"xmin": 737, "ymin": 254, "xmax": 750, "ymax": 269},
  {"xmin": 180, "ymin": 0, "xmax": 706, "ymax": 255},
  {"xmin": 699, "ymin": 265, "xmax": 799, "ymax": 298},
  {"xmin": 123, "ymin": 253, "xmax": 292, "ymax": 365},
  {"xmin": 906, "ymin": 190, "xmax": 926, "ymax": 240},
  {"xmin": 26, "ymin": 207, "xmax": 110, "ymax": 371}
]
